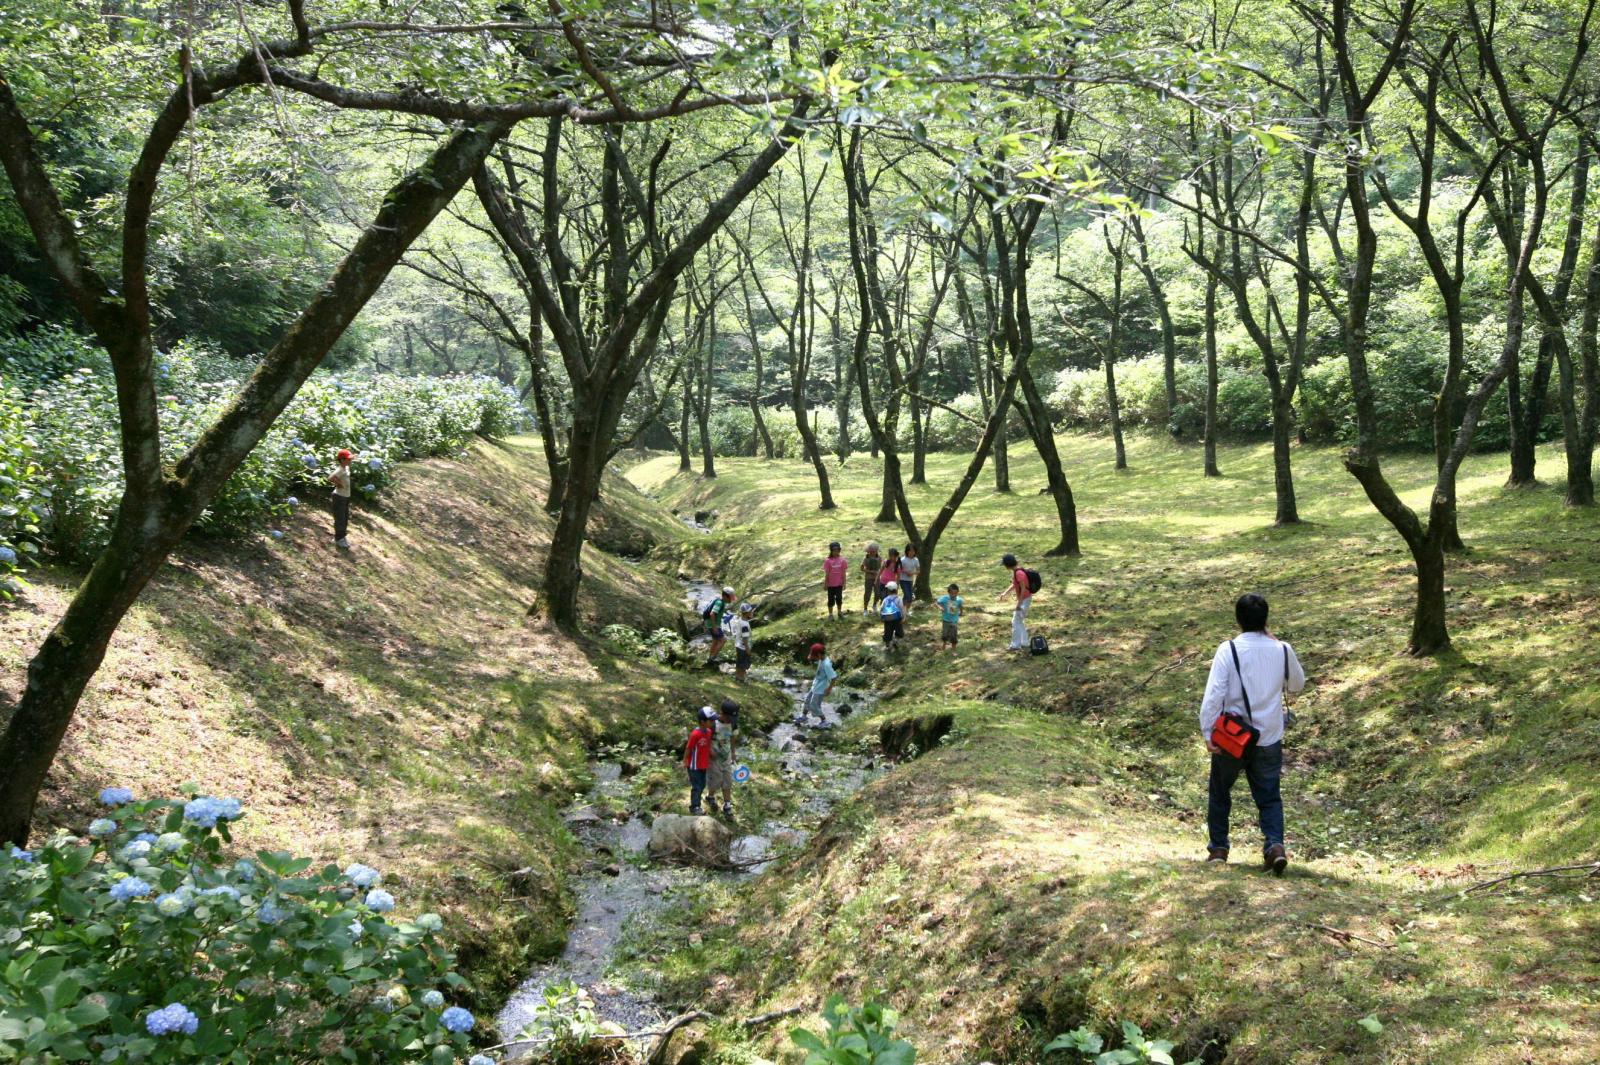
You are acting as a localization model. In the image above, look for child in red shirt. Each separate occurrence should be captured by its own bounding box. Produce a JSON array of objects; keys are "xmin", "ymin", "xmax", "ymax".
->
[
  {"xmin": 683, "ymin": 706, "xmax": 717, "ymax": 814},
  {"xmin": 822, "ymin": 541, "xmax": 850, "ymax": 620}
]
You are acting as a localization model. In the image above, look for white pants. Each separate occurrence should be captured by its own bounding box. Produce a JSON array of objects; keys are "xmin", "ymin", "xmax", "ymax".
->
[{"xmin": 1009, "ymin": 598, "xmax": 1031, "ymax": 649}]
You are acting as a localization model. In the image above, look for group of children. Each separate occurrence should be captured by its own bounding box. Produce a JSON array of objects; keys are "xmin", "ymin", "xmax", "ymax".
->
[
  {"xmin": 826, "ymin": 541, "xmax": 964, "ymax": 651},
  {"xmin": 701, "ymin": 586, "xmax": 756, "ymax": 679},
  {"xmin": 681, "ymin": 698, "xmax": 741, "ymax": 816}
]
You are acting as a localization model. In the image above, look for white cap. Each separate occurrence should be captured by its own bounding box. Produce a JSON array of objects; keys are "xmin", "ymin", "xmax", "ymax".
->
[
  {"xmin": 721, "ymin": 585, "xmax": 735, "ymax": 597},
  {"xmin": 884, "ymin": 581, "xmax": 898, "ymax": 592},
  {"xmin": 699, "ymin": 705, "xmax": 718, "ymax": 720}
]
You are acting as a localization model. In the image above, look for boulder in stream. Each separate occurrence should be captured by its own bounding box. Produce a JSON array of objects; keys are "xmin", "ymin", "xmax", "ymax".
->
[{"xmin": 648, "ymin": 814, "xmax": 734, "ymax": 866}]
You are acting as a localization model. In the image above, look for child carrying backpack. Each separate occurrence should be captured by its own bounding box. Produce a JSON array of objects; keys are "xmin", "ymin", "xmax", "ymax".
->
[
  {"xmin": 997, "ymin": 553, "xmax": 1040, "ymax": 652},
  {"xmin": 880, "ymin": 581, "xmax": 906, "ymax": 650}
]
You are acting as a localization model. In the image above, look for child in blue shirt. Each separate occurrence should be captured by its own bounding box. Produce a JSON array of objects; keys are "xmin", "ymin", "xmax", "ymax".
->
[
  {"xmin": 879, "ymin": 581, "xmax": 905, "ymax": 650},
  {"xmin": 936, "ymin": 583, "xmax": 963, "ymax": 649}
]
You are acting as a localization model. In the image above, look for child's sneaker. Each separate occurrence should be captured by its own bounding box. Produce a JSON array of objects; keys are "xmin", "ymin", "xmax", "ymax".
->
[
  {"xmin": 722, "ymin": 803, "xmax": 734, "ymax": 817},
  {"xmin": 707, "ymin": 799, "xmax": 720, "ymax": 815}
]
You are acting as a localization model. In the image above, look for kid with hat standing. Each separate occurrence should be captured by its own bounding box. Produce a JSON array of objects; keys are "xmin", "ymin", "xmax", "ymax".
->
[
  {"xmin": 731, "ymin": 603, "xmax": 755, "ymax": 683},
  {"xmin": 683, "ymin": 706, "xmax": 717, "ymax": 815},
  {"xmin": 330, "ymin": 448, "xmax": 354, "ymax": 549}
]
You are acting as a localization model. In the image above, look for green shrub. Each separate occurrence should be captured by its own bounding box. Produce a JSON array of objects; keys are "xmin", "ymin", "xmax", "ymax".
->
[
  {"xmin": 791, "ymin": 996, "xmax": 916, "ymax": 1065},
  {"xmin": 0, "ymin": 789, "xmax": 495, "ymax": 1064},
  {"xmin": 1045, "ymin": 1020, "xmax": 1198, "ymax": 1065},
  {"xmin": 0, "ymin": 331, "xmax": 528, "ymax": 565}
]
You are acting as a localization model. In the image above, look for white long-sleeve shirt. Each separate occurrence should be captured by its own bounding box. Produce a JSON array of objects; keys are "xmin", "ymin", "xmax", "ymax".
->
[{"xmin": 1197, "ymin": 631, "xmax": 1306, "ymax": 748}]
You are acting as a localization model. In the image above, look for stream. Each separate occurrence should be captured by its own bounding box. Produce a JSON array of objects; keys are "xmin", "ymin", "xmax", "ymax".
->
[{"xmin": 494, "ymin": 579, "xmax": 879, "ymax": 1059}]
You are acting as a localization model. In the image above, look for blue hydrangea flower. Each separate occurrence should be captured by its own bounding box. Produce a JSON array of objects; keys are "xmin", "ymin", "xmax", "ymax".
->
[
  {"xmin": 348, "ymin": 918, "xmax": 364, "ymax": 938},
  {"xmin": 145, "ymin": 1003, "xmax": 199, "ymax": 1036},
  {"xmin": 421, "ymin": 990, "xmax": 444, "ymax": 1009},
  {"xmin": 440, "ymin": 1006, "xmax": 474, "ymax": 1033},
  {"xmin": 155, "ymin": 832, "xmax": 186, "ymax": 853},
  {"xmin": 0, "ymin": 546, "xmax": 16, "ymax": 565},
  {"xmin": 155, "ymin": 890, "xmax": 192, "ymax": 917},
  {"xmin": 98, "ymin": 786, "xmax": 134, "ymax": 806},
  {"xmin": 285, "ymin": 496, "xmax": 299, "ymax": 507},
  {"xmin": 87, "ymin": 818, "xmax": 117, "ymax": 838},
  {"xmin": 415, "ymin": 912, "xmax": 443, "ymax": 932},
  {"xmin": 256, "ymin": 898, "xmax": 290, "ymax": 925},
  {"xmin": 7, "ymin": 847, "xmax": 32, "ymax": 862},
  {"xmin": 109, "ymin": 877, "xmax": 153, "ymax": 902},
  {"xmin": 367, "ymin": 457, "xmax": 383, "ymax": 470},
  {"xmin": 233, "ymin": 859, "xmax": 256, "ymax": 881},
  {"xmin": 134, "ymin": 832, "xmax": 158, "ymax": 844},
  {"xmin": 269, "ymin": 530, "xmax": 283, "ymax": 540},
  {"xmin": 364, "ymin": 888, "xmax": 395, "ymax": 913},
  {"xmin": 182, "ymin": 796, "xmax": 242, "ymax": 828},
  {"xmin": 200, "ymin": 885, "xmax": 240, "ymax": 901},
  {"xmin": 344, "ymin": 863, "xmax": 381, "ymax": 888},
  {"xmin": 469, "ymin": 1056, "xmax": 496, "ymax": 1065},
  {"xmin": 301, "ymin": 454, "xmax": 319, "ymax": 469},
  {"xmin": 119, "ymin": 840, "xmax": 152, "ymax": 861}
]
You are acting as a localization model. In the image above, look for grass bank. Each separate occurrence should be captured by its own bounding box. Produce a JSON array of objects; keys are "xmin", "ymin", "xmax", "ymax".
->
[
  {"xmin": 1, "ymin": 436, "xmax": 789, "ymax": 1005},
  {"xmin": 627, "ymin": 432, "xmax": 1600, "ymax": 1064}
]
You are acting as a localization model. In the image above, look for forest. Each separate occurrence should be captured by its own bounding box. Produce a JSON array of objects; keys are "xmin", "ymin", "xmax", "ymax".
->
[{"xmin": 1, "ymin": 0, "xmax": 1598, "ymax": 1062}]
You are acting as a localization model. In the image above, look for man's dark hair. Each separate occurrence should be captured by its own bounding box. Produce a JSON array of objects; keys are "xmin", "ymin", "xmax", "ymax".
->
[
  {"xmin": 1235, "ymin": 593, "xmax": 1269, "ymax": 632},
  {"xmin": 1001, "ymin": 553, "xmax": 1017, "ymax": 568}
]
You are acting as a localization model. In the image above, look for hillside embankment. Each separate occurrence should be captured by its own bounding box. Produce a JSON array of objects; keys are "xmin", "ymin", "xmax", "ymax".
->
[
  {"xmin": 0, "ymin": 437, "xmax": 790, "ymax": 1004},
  {"xmin": 626, "ymin": 433, "xmax": 1600, "ymax": 1065}
]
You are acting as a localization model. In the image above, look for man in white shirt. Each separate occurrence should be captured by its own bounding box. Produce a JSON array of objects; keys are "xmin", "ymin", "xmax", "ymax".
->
[{"xmin": 1197, "ymin": 593, "xmax": 1306, "ymax": 874}]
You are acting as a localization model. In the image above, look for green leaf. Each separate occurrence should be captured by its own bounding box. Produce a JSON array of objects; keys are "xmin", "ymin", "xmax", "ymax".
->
[{"xmin": 1357, "ymin": 1015, "xmax": 1383, "ymax": 1035}]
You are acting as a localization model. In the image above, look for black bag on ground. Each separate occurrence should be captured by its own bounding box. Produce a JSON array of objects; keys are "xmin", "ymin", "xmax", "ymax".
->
[{"xmin": 1029, "ymin": 634, "xmax": 1049, "ymax": 656}]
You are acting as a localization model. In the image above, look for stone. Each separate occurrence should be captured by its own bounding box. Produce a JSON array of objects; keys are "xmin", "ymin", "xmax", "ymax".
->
[{"xmin": 647, "ymin": 814, "xmax": 734, "ymax": 866}]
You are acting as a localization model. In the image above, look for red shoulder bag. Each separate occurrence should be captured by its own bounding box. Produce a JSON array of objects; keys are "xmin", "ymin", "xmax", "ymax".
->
[{"xmin": 1209, "ymin": 641, "xmax": 1260, "ymax": 759}]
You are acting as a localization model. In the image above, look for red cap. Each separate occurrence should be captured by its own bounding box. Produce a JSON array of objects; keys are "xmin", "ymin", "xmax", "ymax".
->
[
  {"xmin": 337, "ymin": 449, "xmax": 352, "ymax": 461},
  {"xmin": 808, "ymin": 642, "xmax": 825, "ymax": 660}
]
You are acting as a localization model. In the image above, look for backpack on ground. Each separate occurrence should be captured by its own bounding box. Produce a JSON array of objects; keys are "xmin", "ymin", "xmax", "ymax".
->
[
  {"xmin": 1024, "ymin": 569, "xmax": 1043, "ymax": 594},
  {"xmin": 1029, "ymin": 634, "xmax": 1049, "ymax": 656}
]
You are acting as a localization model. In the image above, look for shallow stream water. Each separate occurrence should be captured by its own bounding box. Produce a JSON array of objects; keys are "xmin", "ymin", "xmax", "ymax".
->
[{"xmin": 494, "ymin": 581, "xmax": 878, "ymax": 1059}]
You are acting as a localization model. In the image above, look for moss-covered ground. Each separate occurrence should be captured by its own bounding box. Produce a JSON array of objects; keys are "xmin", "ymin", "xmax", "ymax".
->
[
  {"xmin": 1, "ymin": 437, "xmax": 789, "ymax": 1007},
  {"xmin": 625, "ymin": 432, "xmax": 1600, "ymax": 1064}
]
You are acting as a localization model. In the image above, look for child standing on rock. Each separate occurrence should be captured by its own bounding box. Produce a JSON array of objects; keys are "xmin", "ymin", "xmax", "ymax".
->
[
  {"xmin": 683, "ymin": 706, "xmax": 717, "ymax": 815},
  {"xmin": 731, "ymin": 602, "xmax": 755, "ymax": 682},
  {"xmin": 805, "ymin": 642, "xmax": 836, "ymax": 722},
  {"xmin": 823, "ymin": 542, "xmax": 850, "ymax": 620}
]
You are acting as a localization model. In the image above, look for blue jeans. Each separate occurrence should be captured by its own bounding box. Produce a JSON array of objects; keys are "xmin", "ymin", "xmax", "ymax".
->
[
  {"xmin": 1207, "ymin": 742, "xmax": 1283, "ymax": 853},
  {"xmin": 687, "ymin": 768, "xmax": 707, "ymax": 812}
]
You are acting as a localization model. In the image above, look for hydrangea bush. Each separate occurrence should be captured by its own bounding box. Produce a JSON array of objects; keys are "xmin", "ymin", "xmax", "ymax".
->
[
  {"xmin": 0, "ymin": 789, "xmax": 498, "ymax": 1064},
  {"xmin": 0, "ymin": 329, "xmax": 527, "ymax": 565}
]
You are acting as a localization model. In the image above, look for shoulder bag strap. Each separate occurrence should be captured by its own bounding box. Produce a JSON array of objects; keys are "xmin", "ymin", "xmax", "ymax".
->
[{"xmin": 1227, "ymin": 640, "xmax": 1254, "ymax": 726}]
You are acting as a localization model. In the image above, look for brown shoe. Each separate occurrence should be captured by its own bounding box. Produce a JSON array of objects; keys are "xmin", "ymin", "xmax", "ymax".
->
[
  {"xmin": 1264, "ymin": 844, "xmax": 1288, "ymax": 875},
  {"xmin": 1206, "ymin": 847, "xmax": 1229, "ymax": 863}
]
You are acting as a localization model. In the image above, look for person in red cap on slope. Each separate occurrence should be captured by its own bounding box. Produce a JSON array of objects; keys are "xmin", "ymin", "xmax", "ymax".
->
[
  {"xmin": 804, "ymin": 642, "xmax": 836, "ymax": 724},
  {"xmin": 329, "ymin": 448, "xmax": 354, "ymax": 549}
]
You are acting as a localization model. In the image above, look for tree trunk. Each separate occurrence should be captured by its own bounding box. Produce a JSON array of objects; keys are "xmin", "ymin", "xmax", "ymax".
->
[
  {"xmin": 1019, "ymin": 368, "xmax": 1079, "ymax": 556},
  {"xmin": 910, "ymin": 398, "xmax": 927, "ymax": 484},
  {"xmin": 1271, "ymin": 394, "xmax": 1300, "ymax": 525},
  {"xmin": 1105, "ymin": 356, "xmax": 1126, "ymax": 470},
  {"xmin": 1408, "ymin": 535, "xmax": 1450, "ymax": 655},
  {"xmin": 677, "ymin": 367, "xmax": 693, "ymax": 472},
  {"xmin": 1203, "ymin": 274, "xmax": 1221, "ymax": 477},
  {"xmin": 751, "ymin": 358, "xmax": 775, "ymax": 460},
  {"xmin": 541, "ymin": 441, "xmax": 600, "ymax": 626},
  {"xmin": 792, "ymin": 398, "xmax": 836, "ymax": 509}
]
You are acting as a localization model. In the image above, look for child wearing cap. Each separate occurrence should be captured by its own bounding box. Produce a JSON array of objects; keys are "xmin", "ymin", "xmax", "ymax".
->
[
  {"xmin": 329, "ymin": 448, "xmax": 354, "ymax": 549},
  {"xmin": 861, "ymin": 542, "xmax": 883, "ymax": 617},
  {"xmin": 936, "ymin": 583, "xmax": 964, "ymax": 650},
  {"xmin": 879, "ymin": 581, "xmax": 905, "ymax": 650},
  {"xmin": 707, "ymin": 701, "xmax": 739, "ymax": 817},
  {"xmin": 683, "ymin": 706, "xmax": 717, "ymax": 815},
  {"xmin": 704, "ymin": 585, "xmax": 735, "ymax": 667},
  {"xmin": 823, "ymin": 541, "xmax": 849, "ymax": 620},
  {"xmin": 805, "ymin": 642, "xmax": 836, "ymax": 722},
  {"xmin": 731, "ymin": 603, "xmax": 755, "ymax": 682}
]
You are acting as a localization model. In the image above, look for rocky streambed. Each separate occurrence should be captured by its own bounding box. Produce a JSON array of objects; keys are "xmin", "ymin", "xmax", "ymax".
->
[{"xmin": 494, "ymin": 582, "xmax": 879, "ymax": 1059}]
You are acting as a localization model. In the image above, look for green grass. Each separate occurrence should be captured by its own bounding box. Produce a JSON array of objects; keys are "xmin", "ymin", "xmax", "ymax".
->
[
  {"xmin": 625, "ymin": 432, "xmax": 1600, "ymax": 1064},
  {"xmin": 2, "ymin": 436, "xmax": 789, "ymax": 1008}
]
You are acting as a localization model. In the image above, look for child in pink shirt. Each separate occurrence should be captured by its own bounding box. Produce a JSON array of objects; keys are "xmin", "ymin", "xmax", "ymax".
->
[{"xmin": 822, "ymin": 541, "xmax": 850, "ymax": 620}]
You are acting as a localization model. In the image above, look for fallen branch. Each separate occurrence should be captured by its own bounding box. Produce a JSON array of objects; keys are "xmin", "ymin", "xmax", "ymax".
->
[
  {"xmin": 1130, "ymin": 653, "xmax": 1193, "ymax": 692},
  {"xmin": 1459, "ymin": 861, "xmax": 1600, "ymax": 895},
  {"xmin": 645, "ymin": 1010, "xmax": 716, "ymax": 1065},
  {"xmin": 1306, "ymin": 922, "xmax": 1392, "ymax": 949},
  {"xmin": 740, "ymin": 1004, "xmax": 805, "ymax": 1028}
]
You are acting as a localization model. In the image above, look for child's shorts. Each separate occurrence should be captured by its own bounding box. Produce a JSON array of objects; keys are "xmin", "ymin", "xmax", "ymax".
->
[
  {"xmin": 827, "ymin": 585, "xmax": 844, "ymax": 608},
  {"xmin": 736, "ymin": 646, "xmax": 751, "ymax": 671},
  {"xmin": 942, "ymin": 620, "xmax": 959, "ymax": 644}
]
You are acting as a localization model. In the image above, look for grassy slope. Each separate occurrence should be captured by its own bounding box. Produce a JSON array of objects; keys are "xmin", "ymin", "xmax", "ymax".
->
[
  {"xmin": 0, "ymin": 436, "xmax": 790, "ymax": 1004},
  {"xmin": 629, "ymin": 433, "xmax": 1600, "ymax": 1064}
]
